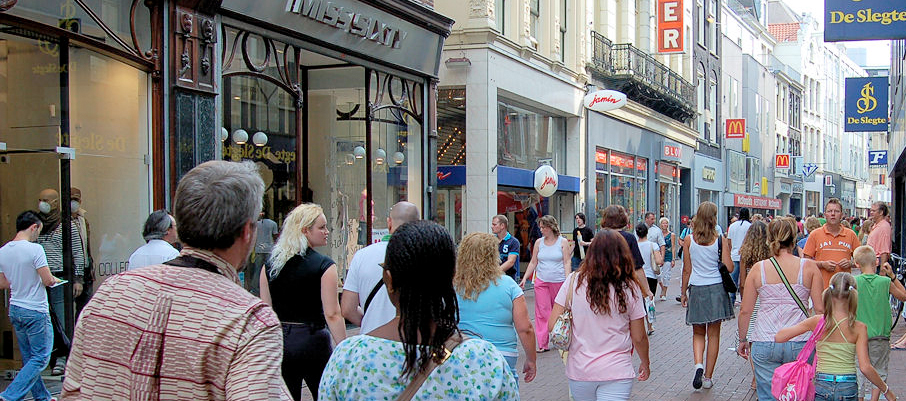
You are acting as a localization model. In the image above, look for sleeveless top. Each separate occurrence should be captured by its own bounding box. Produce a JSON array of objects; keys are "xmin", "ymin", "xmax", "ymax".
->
[
  {"xmin": 816, "ymin": 318, "xmax": 857, "ymax": 375},
  {"xmin": 688, "ymin": 234, "xmax": 722, "ymax": 286},
  {"xmin": 750, "ymin": 259, "xmax": 811, "ymax": 342},
  {"xmin": 663, "ymin": 232, "xmax": 673, "ymax": 262},
  {"xmin": 265, "ymin": 248, "xmax": 335, "ymax": 325},
  {"xmin": 536, "ymin": 236, "xmax": 566, "ymax": 283}
]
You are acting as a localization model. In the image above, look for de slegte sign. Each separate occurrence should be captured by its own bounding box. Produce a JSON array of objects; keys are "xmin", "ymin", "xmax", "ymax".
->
[
  {"xmin": 657, "ymin": 0, "xmax": 684, "ymax": 53},
  {"xmin": 583, "ymin": 90, "xmax": 627, "ymax": 112},
  {"xmin": 845, "ymin": 77, "xmax": 889, "ymax": 132},
  {"xmin": 825, "ymin": 0, "xmax": 906, "ymax": 42},
  {"xmin": 534, "ymin": 165, "xmax": 559, "ymax": 197}
]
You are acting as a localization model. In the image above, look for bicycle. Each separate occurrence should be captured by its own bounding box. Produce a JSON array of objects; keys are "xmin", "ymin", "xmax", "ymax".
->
[{"xmin": 890, "ymin": 253, "xmax": 905, "ymax": 330}]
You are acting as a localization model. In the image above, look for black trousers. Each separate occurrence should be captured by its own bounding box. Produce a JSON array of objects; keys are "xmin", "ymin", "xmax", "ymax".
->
[{"xmin": 282, "ymin": 323, "xmax": 332, "ymax": 401}]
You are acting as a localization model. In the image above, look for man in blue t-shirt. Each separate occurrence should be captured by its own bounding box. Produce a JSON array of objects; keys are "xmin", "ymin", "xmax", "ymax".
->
[{"xmin": 492, "ymin": 215, "xmax": 521, "ymax": 280}]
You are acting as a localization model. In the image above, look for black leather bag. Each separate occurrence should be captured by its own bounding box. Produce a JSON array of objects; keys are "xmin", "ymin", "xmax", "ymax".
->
[{"xmin": 717, "ymin": 236, "xmax": 737, "ymax": 293}]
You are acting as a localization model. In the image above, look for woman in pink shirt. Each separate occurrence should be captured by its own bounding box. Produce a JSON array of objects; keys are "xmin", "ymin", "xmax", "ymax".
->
[{"xmin": 549, "ymin": 229, "xmax": 650, "ymax": 400}]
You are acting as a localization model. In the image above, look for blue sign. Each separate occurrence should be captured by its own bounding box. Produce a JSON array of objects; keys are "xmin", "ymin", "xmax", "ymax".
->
[
  {"xmin": 437, "ymin": 165, "xmax": 466, "ymax": 186},
  {"xmin": 802, "ymin": 163, "xmax": 819, "ymax": 177},
  {"xmin": 825, "ymin": 0, "xmax": 906, "ymax": 42},
  {"xmin": 869, "ymin": 150, "xmax": 888, "ymax": 167},
  {"xmin": 845, "ymin": 77, "xmax": 889, "ymax": 132}
]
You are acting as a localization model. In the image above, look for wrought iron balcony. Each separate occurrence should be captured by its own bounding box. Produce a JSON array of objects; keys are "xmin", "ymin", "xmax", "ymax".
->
[{"xmin": 589, "ymin": 32, "xmax": 696, "ymax": 123}]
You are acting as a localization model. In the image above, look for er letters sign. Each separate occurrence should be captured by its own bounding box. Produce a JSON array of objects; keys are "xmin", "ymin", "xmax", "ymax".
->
[{"xmin": 657, "ymin": 0, "xmax": 684, "ymax": 53}]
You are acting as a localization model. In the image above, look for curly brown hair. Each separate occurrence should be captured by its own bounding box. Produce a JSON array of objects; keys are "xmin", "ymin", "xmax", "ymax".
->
[
  {"xmin": 454, "ymin": 232, "xmax": 503, "ymax": 301},
  {"xmin": 739, "ymin": 221, "xmax": 770, "ymax": 272},
  {"xmin": 579, "ymin": 229, "xmax": 642, "ymax": 316}
]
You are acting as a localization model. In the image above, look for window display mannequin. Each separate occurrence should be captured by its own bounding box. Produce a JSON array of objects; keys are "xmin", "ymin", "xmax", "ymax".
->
[{"xmin": 36, "ymin": 188, "xmax": 85, "ymax": 375}]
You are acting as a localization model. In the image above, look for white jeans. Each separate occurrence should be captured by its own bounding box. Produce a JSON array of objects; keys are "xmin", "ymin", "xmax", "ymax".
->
[{"xmin": 568, "ymin": 378, "xmax": 635, "ymax": 401}]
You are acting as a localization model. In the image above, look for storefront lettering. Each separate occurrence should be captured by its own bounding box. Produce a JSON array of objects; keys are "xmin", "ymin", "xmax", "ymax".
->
[
  {"xmin": 733, "ymin": 194, "xmax": 781, "ymax": 210},
  {"xmin": 829, "ymin": 9, "xmax": 906, "ymax": 25},
  {"xmin": 285, "ymin": 0, "xmax": 407, "ymax": 49},
  {"xmin": 97, "ymin": 260, "xmax": 129, "ymax": 276},
  {"xmin": 223, "ymin": 144, "xmax": 297, "ymax": 164},
  {"xmin": 702, "ymin": 166, "xmax": 716, "ymax": 182},
  {"xmin": 32, "ymin": 61, "xmax": 77, "ymax": 75},
  {"xmin": 71, "ymin": 131, "xmax": 126, "ymax": 153},
  {"xmin": 663, "ymin": 144, "xmax": 681, "ymax": 158}
]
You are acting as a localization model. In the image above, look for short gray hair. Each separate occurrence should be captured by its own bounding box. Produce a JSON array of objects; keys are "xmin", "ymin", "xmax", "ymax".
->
[
  {"xmin": 174, "ymin": 161, "xmax": 264, "ymax": 250},
  {"xmin": 142, "ymin": 210, "xmax": 173, "ymax": 242}
]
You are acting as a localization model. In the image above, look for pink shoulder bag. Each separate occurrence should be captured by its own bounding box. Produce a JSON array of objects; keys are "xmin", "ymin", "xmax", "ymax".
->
[{"xmin": 771, "ymin": 316, "xmax": 826, "ymax": 401}]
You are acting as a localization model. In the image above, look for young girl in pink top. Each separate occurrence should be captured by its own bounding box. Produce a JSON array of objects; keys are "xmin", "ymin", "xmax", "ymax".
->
[{"xmin": 549, "ymin": 229, "xmax": 650, "ymax": 401}]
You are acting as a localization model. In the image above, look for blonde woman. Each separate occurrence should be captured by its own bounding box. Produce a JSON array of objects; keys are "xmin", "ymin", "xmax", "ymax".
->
[
  {"xmin": 680, "ymin": 201, "xmax": 734, "ymax": 390},
  {"xmin": 520, "ymin": 215, "xmax": 571, "ymax": 352},
  {"xmin": 455, "ymin": 232, "xmax": 537, "ymax": 383},
  {"xmin": 260, "ymin": 203, "xmax": 346, "ymax": 401}
]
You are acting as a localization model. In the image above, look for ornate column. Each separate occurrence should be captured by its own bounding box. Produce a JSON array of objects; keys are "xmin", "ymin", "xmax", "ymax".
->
[{"xmin": 170, "ymin": 0, "xmax": 219, "ymax": 192}]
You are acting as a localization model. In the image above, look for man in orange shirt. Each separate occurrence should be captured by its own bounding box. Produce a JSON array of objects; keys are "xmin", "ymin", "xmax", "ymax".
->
[
  {"xmin": 866, "ymin": 201, "xmax": 892, "ymax": 266},
  {"xmin": 803, "ymin": 198, "xmax": 861, "ymax": 289}
]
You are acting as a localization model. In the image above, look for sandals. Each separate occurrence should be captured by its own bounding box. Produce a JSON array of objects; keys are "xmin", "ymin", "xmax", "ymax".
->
[{"xmin": 537, "ymin": 348, "xmax": 550, "ymax": 353}]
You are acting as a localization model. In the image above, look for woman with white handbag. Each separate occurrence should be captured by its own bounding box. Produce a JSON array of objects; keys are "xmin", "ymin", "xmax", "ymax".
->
[{"xmin": 548, "ymin": 229, "xmax": 650, "ymax": 401}]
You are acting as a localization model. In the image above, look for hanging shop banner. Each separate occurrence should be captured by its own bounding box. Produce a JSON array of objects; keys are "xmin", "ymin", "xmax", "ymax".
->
[
  {"xmin": 657, "ymin": 0, "xmax": 684, "ymax": 53},
  {"xmin": 869, "ymin": 150, "xmax": 888, "ymax": 167},
  {"xmin": 584, "ymin": 90, "xmax": 627, "ymax": 112},
  {"xmin": 533, "ymin": 165, "xmax": 559, "ymax": 197},
  {"xmin": 726, "ymin": 119, "xmax": 745, "ymax": 139},
  {"xmin": 662, "ymin": 140, "xmax": 682, "ymax": 161},
  {"xmin": 775, "ymin": 154, "xmax": 791, "ymax": 169},
  {"xmin": 825, "ymin": 0, "xmax": 906, "ymax": 42},
  {"xmin": 845, "ymin": 77, "xmax": 889, "ymax": 132}
]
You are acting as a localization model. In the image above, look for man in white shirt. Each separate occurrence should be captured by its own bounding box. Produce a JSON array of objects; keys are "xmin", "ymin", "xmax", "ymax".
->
[
  {"xmin": 127, "ymin": 210, "xmax": 180, "ymax": 270},
  {"xmin": 0, "ymin": 211, "xmax": 63, "ymax": 401},
  {"xmin": 640, "ymin": 211, "xmax": 666, "ymax": 259},
  {"xmin": 726, "ymin": 207, "xmax": 752, "ymax": 304},
  {"xmin": 341, "ymin": 202, "xmax": 419, "ymax": 334}
]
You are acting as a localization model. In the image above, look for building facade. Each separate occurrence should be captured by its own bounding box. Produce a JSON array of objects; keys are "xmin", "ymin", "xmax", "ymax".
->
[{"xmin": 890, "ymin": 39, "xmax": 906, "ymax": 254}]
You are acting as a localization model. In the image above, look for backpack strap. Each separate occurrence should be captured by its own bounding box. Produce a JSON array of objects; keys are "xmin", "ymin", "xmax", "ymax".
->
[
  {"xmin": 770, "ymin": 257, "xmax": 809, "ymax": 318},
  {"xmin": 363, "ymin": 279, "xmax": 384, "ymax": 315},
  {"xmin": 395, "ymin": 333, "xmax": 465, "ymax": 401}
]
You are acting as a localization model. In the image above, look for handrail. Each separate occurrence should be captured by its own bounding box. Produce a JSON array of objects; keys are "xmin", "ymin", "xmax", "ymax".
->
[{"xmin": 610, "ymin": 43, "xmax": 694, "ymax": 102}]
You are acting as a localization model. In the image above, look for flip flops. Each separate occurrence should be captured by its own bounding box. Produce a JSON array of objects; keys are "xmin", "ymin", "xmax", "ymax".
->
[{"xmin": 892, "ymin": 344, "xmax": 906, "ymax": 350}]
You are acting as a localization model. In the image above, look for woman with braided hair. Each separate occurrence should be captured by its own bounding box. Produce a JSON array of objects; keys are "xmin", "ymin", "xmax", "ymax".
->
[{"xmin": 319, "ymin": 220, "xmax": 517, "ymax": 400}]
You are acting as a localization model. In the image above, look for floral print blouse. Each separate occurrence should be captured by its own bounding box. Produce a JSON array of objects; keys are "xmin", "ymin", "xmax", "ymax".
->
[{"xmin": 318, "ymin": 335, "xmax": 519, "ymax": 400}]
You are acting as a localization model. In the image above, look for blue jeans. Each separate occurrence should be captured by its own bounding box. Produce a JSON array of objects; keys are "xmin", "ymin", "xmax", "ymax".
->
[
  {"xmin": 571, "ymin": 256, "xmax": 582, "ymax": 272},
  {"xmin": 1, "ymin": 305, "xmax": 53, "ymax": 401},
  {"xmin": 815, "ymin": 378, "xmax": 858, "ymax": 401},
  {"xmin": 503, "ymin": 355, "xmax": 519, "ymax": 387},
  {"xmin": 730, "ymin": 261, "xmax": 741, "ymax": 303},
  {"xmin": 751, "ymin": 341, "xmax": 806, "ymax": 401}
]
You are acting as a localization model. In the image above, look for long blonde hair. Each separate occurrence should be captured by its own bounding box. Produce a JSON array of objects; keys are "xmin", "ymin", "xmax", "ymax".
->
[
  {"xmin": 454, "ymin": 232, "xmax": 502, "ymax": 301},
  {"xmin": 269, "ymin": 203, "xmax": 323, "ymax": 278},
  {"xmin": 692, "ymin": 202, "xmax": 718, "ymax": 245},
  {"xmin": 823, "ymin": 272, "xmax": 858, "ymax": 332}
]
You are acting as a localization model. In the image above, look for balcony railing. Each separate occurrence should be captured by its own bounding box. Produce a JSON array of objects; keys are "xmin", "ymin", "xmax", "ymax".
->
[{"xmin": 589, "ymin": 31, "xmax": 696, "ymax": 122}]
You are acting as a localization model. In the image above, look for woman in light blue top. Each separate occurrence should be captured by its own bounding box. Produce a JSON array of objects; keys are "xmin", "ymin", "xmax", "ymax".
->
[{"xmin": 455, "ymin": 232, "xmax": 537, "ymax": 383}]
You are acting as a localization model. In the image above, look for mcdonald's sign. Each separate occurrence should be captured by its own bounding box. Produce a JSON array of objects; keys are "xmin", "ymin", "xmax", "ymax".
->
[
  {"xmin": 726, "ymin": 119, "xmax": 745, "ymax": 139},
  {"xmin": 775, "ymin": 154, "xmax": 791, "ymax": 169}
]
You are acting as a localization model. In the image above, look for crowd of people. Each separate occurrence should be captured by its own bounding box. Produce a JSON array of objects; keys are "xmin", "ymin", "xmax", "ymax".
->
[{"xmin": 0, "ymin": 159, "xmax": 902, "ymax": 401}]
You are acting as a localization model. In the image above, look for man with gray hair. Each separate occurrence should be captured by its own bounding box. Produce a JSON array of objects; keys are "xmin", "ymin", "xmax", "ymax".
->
[
  {"xmin": 63, "ymin": 161, "xmax": 292, "ymax": 400},
  {"xmin": 342, "ymin": 201, "xmax": 419, "ymax": 334},
  {"xmin": 126, "ymin": 209, "xmax": 180, "ymax": 270}
]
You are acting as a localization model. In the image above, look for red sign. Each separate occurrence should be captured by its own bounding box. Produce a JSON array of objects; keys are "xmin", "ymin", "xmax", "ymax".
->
[
  {"xmin": 657, "ymin": 0, "xmax": 684, "ymax": 53},
  {"xmin": 726, "ymin": 119, "xmax": 746, "ymax": 139},
  {"xmin": 733, "ymin": 194, "xmax": 782, "ymax": 210},
  {"xmin": 595, "ymin": 149, "xmax": 607, "ymax": 164},
  {"xmin": 775, "ymin": 154, "xmax": 791, "ymax": 169},
  {"xmin": 664, "ymin": 144, "xmax": 682, "ymax": 159}
]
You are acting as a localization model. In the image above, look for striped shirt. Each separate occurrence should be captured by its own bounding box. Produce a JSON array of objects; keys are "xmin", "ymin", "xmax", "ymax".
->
[
  {"xmin": 61, "ymin": 247, "xmax": 292, "ymax": 400},
  {"xmin": 37, "ymin": 223, "xmax": 84, "ymax": 278}
]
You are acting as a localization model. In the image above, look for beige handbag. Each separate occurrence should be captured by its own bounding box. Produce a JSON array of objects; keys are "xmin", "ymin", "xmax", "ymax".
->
[{"xmin": 550, "ymin": 272, "xmax": 578, "ymax": 351}]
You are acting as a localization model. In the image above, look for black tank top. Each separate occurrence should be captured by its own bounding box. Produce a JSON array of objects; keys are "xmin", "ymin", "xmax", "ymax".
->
[{"xmin": 265, "ymin": 248, "xmax": 335, "ymax": 324}]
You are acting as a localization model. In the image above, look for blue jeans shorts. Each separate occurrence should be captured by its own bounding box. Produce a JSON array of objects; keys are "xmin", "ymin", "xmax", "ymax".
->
[{"xmin": 815, "ymin": 374, "xmax": 858, "ymax": 401}]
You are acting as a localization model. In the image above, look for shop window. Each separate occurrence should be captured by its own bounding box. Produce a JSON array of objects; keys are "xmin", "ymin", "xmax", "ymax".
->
[
  {"xmin": 594, "ymin": 148, "xmax": 648, "ymax": 224},
  {"xmin": 437, "ymin": 88, "xmax": 466, "ymax": 165},
  {"xmin": 728, "ymin": 150, "xmax": 746, "ymax": 193},
  {"xmin": 497, "ymin": 103, "xmax": 566, "ymax": 172}
]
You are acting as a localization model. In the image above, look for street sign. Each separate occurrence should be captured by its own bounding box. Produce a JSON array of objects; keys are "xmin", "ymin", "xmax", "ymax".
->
[
  {"xmin": 775, "ymin": 154, "xmax": 791, "ymax": 169},
  {"xmin": 802, "ymin": 163, "xmax": 818, "ymax": 177},
  {"xmin": 869, "ymin": 150, "xmax": 888, "ymax": 167},
  {"xmin": 726, "ymin": 119, "xmax": 745, "ymax": 139}
]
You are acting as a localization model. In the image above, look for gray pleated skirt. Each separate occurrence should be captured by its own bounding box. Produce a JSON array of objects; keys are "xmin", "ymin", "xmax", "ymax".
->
[{"xmin": 685, "ymin": 282, "xmax": 735, "ymax": 325}]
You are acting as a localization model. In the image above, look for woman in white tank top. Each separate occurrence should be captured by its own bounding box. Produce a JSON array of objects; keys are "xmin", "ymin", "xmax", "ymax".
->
[
  {"xmin": 680, "ymin": 202, "xmax": 735, "ymax": 391},
  {"xmin": 521, "ymin": 215, "xmax": 571, "ymax": 352}
]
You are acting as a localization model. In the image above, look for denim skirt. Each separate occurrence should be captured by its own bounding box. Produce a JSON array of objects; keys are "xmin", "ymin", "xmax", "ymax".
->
[{"xmin": 685, "ymin": 282, "xmax": 735, "ymax": 325}]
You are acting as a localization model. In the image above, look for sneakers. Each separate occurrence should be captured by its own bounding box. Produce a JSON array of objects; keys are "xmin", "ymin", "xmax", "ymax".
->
[
  {"xmin": 692, "ymin": 367, "xmax": 704, "ymax": 389},
  {"xmin": 659, "ymin": 296, "xmax": 667, "ymax": 301},
  {"xmin": 702, "ymin": 377, "xmax": 713, "ymax": 389}
]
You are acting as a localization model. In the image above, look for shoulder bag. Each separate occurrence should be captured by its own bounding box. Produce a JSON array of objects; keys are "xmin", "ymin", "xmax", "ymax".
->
[
  {"xmin": 650, "ymin": 245, "xmax": 661, "ymax": 275},
  {"xmin": 772, "ymin": 316, "xmax": 826, "ymax": 401},
  {"xmin": 769, "ymin": 257, "xmax": 810, "ymax": 318},
  {"xmin": 550, "ymin": 272, "xmax": 578, "ymax": 351},
  {"xmin": 396, "ymin": 333, "xmax": 465, "ymax": 401},
  {"xmin": 717, "ymin": 236, "xmax": 737, "ymax": 293}
]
